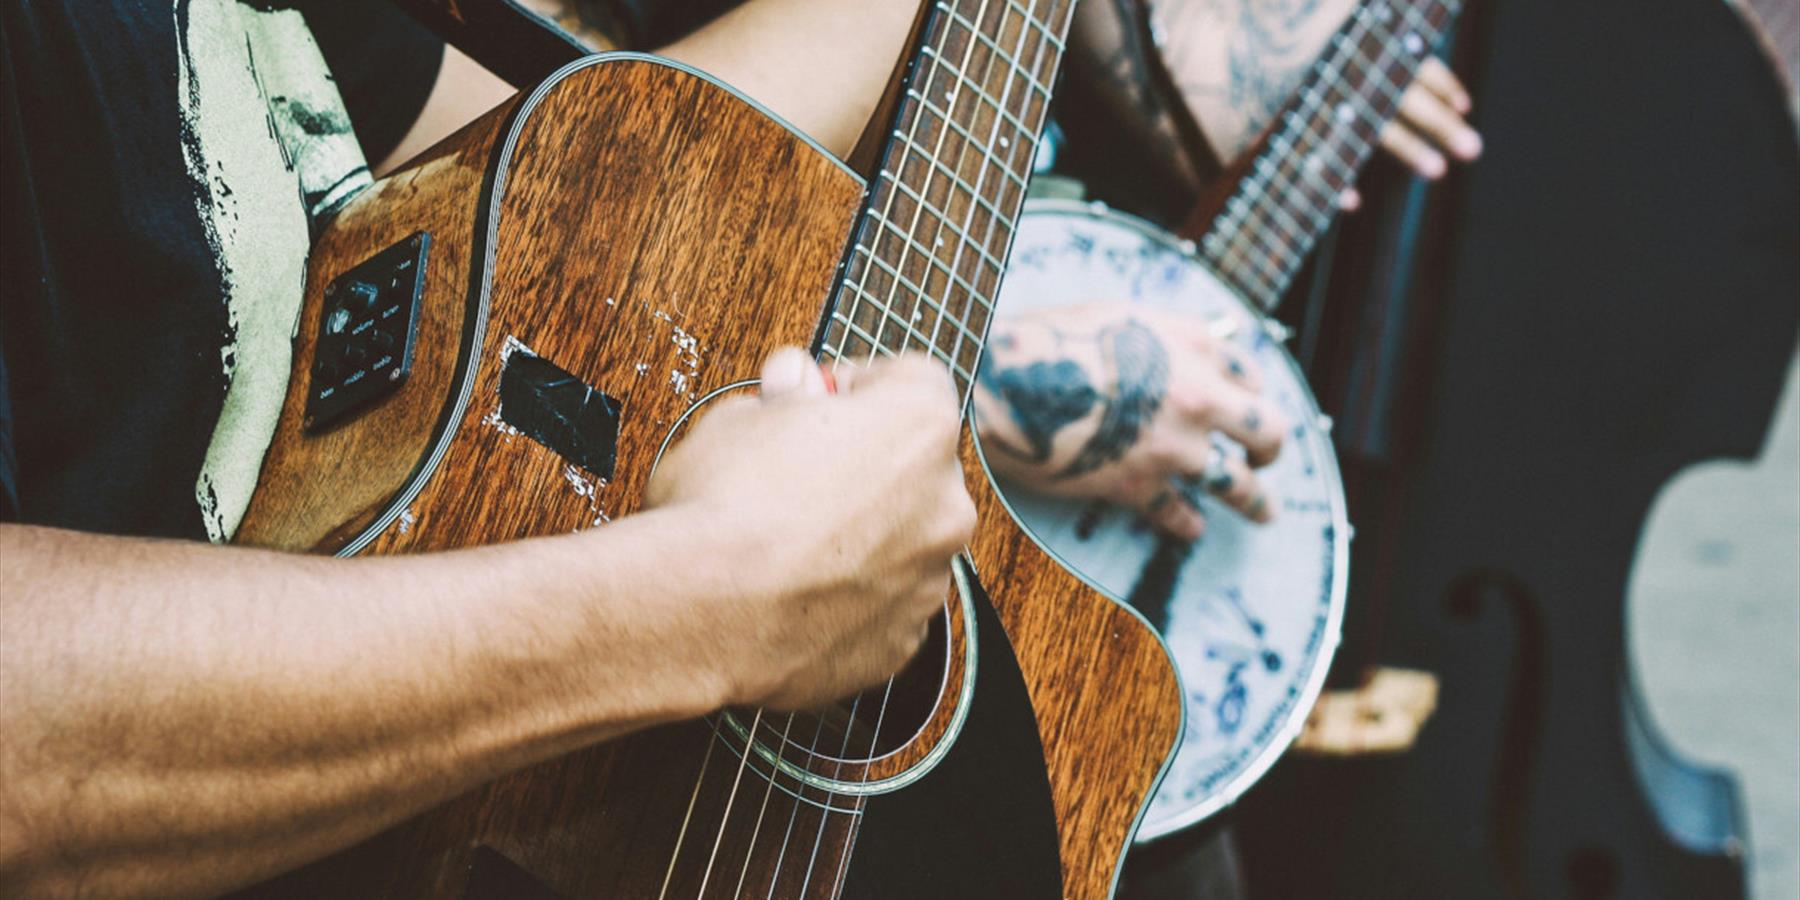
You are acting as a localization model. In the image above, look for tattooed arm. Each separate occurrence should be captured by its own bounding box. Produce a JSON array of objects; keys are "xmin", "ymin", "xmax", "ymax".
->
[
  {"xmin": 1154, "ymin": 0, "xmax": 1481, "ymax": 183},
  {"xmin": 1070, "ymin": 0, "xmax": 1482, "ymax": 199},
  {"xmin": 972, "ymin": 303, "xmax": 1286, "ymax": 539}
]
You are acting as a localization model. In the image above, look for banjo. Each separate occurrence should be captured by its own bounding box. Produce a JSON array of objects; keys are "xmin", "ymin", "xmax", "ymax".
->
[{"xmin": 982, "ymin": 0, "xmax": 1462, "ymax": 840}]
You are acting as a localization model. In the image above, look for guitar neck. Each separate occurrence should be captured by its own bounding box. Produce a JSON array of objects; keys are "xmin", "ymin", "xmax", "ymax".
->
[
  {"xmin": 820, "ymin": 0, "xmax": 1077, "ymax": 403},
  {"xmin": 1198, "ymin": 0, "xmax": 1462, "ymax": 311}
]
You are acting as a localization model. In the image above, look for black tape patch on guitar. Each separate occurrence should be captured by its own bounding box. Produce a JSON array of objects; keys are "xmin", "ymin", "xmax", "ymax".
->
[{"xmin": 499, "ymin": 350, "xmax": 623, "ymax": 480}]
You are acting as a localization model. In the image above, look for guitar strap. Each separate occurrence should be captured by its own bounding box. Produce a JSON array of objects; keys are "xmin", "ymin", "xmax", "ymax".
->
[{"xmin": 385, "ymin": 0, "xmax": 590, "ymax": 88}]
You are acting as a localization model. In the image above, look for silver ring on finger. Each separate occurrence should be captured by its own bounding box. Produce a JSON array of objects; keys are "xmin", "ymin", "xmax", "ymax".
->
[{"xmin": 1191, "ymin": 440, "xmax": 1235, "ymax": 495}]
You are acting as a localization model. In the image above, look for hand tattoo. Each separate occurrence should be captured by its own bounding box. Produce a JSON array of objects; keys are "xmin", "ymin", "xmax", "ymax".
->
[
  {"xmin": 979, "ymin": 358, "xmax": 1101, "ymax": 463},
  {"xmin": 978, "ymin": 319, "xmax": 1170, "ymax": 478},
  {"xmin": 1059, "ymin": 320, "xmax": 1169, "ymax": 479}
]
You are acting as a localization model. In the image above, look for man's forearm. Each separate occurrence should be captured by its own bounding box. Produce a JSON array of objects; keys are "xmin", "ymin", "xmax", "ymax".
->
[
  {"xmin": 378, "ymin": 0, "xmax": 922, "ymax": 176},
  {"xmin": 1154, "ymin": 0, "xmax": 1360, "ymax": 160},
  {"xmin": 656, "ymin": 0, "xmax": 924, "ymax": 159},
  {"xmin": 0, "ymin": 517, "xmax": 729, "ymax": 897}
]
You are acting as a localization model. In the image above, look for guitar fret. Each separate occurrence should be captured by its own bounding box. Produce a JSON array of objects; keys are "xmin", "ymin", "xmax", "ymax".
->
[
  {"xmin": 834, "ymin": 0, "xmax": 1072, "ymax": 399},
  {"xmin": 884, "ymin": 137, "xmax": 1022, "ymax": 230},
  {"xmin": 904, "ymin": 76, "xmax": 1038, "ymax": 181},
  {"xmin": 849, "ymin": 245, "xmax": 986, "ymax": 351},
  {"xmin": 1002, "ymin": 0, "xmax": 1066, "ymax": 50},
  {"xmin": 872, "ymin": 176, "xmax": 1012, "ymax": 278},
  {"xmin": 861, "ymin": 210, "xmax": 994, "ymax": 311},
  {"xmin": 901, "ymin": 93, "xmax": 1033, "ymax": 193},
  {"xmin": 829, "ymin": 303, "xmax": 976, "ymax": 385}
]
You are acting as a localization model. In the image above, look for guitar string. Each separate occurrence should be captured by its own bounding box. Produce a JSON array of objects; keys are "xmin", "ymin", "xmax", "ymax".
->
[
  {"xmin": 935, "ymin": 0, "xmax": 1067, "ymax": 414},
  {"xmin": 761, "ymin": 710, "xmax": 837, "ymax": 898},
  {"xmin": 692, "ymin": 708, "xmax": 765, "ymax": 897},
  {"xmin": 729, "ymin": 713, "xmax": 799, "ymax": 898},
  {"xmin": 656, "ymin": 712, "xmax": 727, "ymax": 899},
  {"xmin": 680, "ymin": 0, "xmax": 1092, "ymax": 890},
  {"xmin": 791, "ymin": 1, "xmax": 1000, "ymax": 895},
  {"xmin": 826, "ymin": 3, "xmax": 1061, "ymax": 894},
  {"xmin": 676, "ymin": 4, "xmax": 985, "ymax": 896}
]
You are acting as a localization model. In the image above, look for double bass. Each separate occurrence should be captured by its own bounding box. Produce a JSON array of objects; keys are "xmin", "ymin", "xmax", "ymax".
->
[{"xmin": 1227, "ymin": 0, "xmax": 1799, "ymax": 896}]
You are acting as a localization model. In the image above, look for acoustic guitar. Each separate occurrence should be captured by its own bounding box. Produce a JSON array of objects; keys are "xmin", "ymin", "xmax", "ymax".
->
[{"xmin": 230, "ymin": 1, "xmax": 1182, "ymax": 897}]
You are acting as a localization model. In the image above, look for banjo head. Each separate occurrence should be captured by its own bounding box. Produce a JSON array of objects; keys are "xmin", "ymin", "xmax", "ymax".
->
[{"xmin": 981, "ymin": 199, "xmax": 1350, "ymax": 840}]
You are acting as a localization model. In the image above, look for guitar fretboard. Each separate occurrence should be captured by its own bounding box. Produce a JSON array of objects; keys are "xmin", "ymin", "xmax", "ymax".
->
[
  {"xmin": 820, "ymin": 0, "xmax": 1077, "ymax": 402},
  {"xmin": 1198, "ymin": 0, "xmax": 1461, "ymax": 310}
]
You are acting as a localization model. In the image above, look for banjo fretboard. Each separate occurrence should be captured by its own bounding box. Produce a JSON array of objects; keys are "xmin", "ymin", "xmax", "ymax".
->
[{"xmin": 1198, "ymin": 0, "xmax": 1462, "ymax": 310}]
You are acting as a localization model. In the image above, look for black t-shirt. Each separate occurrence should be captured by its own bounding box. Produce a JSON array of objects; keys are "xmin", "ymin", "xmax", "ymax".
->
[{"xmin": 0, "ymin": 1, "xmax": 441, "ymax": 540}]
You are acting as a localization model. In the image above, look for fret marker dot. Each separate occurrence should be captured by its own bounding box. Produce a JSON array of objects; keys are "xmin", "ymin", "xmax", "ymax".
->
[
  {"xmin": 1305, "ymin": 155, "xmax": 1324, "ymax": 174},
  {"xmin": 1335, "ymin": 103, "xmax": 1355, "ymax": 124},
  {"xmin": 1404, "ymin": 32, "xmax": 1425, "ymax": 54},
  {"xmin": 999, "ymin": 135, "xmax": 1010, "ymax": 148}
]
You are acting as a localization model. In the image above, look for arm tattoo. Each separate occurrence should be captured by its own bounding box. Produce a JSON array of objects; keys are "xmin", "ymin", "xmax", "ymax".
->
[
  {"xmin": 1222, "ymin": 0, "xmax": 1327, "ymax": 126},
  {"xmin": 1059, "ymin": 320, "xmax": 1169, "ymax": 479},
  {"xmin": 1157, "ymin": 0, "xmax": 1331, "ymax": 153}
]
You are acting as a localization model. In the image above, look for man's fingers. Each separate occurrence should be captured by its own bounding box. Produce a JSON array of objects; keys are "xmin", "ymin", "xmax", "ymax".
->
[
  {"xmin": 1136, "ymin": 485, "xmax": 1206, "ymax": 542},
  {"xmin": 1416, "ymin": 57, "xmax": 1471, "ymax": 114},
  {"xmin": 1198, "ymin": 385, "xmax": 1286, "ymax": 467},
  {"xmin": 827, "ymin": 361, "xmax": 860, "ymax": 394},
  {"xmin": 1396, "ymin": 83, "xmax": 1482, "ymax": 161},
  {"xmin": 1217, "ymin": 344, "xmax": 1264, "ymax": 392},
  {"xmin": 854, "ymin": 354, "xmax": 954, "ymax": 400},
  {"xmin": 760, "ymin": 347, "xmax": 826, "ymax": 400},
  {"xmin": 1338, "ymin": 187, "xmax": 1363, "ymax": 211},
  {"xmin": 1378, "ymin": 120, "xmax": 1447, "ymax": 179},
  {"xmin": 1200, "ymin": 453, "xmax": 1274, "ymax": 524}
]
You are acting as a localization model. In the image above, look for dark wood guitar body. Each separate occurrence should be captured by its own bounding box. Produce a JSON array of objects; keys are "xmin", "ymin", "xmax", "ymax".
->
[{"xmin": 233, "ymin": 53, "xmax": 1180, "ymax": 898}]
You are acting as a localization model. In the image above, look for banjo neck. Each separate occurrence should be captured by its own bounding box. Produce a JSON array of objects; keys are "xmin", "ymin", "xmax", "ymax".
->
[
  {"xmin": 1195, "ymin": 0, "xmax": 1462, "ymax": 311},
  {"xmin": 821, "ymin": 0, "xmax": 1077, "ymax": 404}
]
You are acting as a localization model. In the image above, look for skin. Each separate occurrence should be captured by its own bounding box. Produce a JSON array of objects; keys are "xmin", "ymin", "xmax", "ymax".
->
[
  {"xmin": 973, "ymin": 302, "xmax": 1286, "ymax": 541},
  {"xmin": 0, "ymin": 350, "xmax": 971, "ymax": 898},
  {"xmin": 985, "ymin": 1, "xmax": 1485, "ymax": 537},
  {"xmin": 1149, "ymin": 0, "xmax": 1482, "ymax": 205},
  {"xmin": 376, "ymin": 0, "xmax": 924, "ymax": 174},
  {"xmin": 0, "ymin": 3, "xmax": 953, "ymax": 895}
]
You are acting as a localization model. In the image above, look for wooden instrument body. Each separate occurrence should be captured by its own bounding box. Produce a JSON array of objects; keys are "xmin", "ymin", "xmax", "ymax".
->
[{"xmin": 235, "ymin": 53, "xmax": 1180, "ymax": 898}]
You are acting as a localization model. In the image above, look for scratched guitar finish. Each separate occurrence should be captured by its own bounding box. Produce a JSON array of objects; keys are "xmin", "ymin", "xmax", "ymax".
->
[{"xmin": 985, "ymin": 200, "xmax": 1348, "ymax": 840}]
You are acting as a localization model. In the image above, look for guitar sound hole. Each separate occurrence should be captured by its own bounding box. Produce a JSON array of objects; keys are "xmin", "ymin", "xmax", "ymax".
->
[{"xmin": 736, "ymin": 601, "xmax": 950, "ymax": 771}]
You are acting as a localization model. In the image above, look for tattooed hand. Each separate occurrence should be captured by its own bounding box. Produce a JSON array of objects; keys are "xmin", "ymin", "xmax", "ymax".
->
[{"xmin": 972, "ymin": 303, "xmax": 1287, "ymax": 540}]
